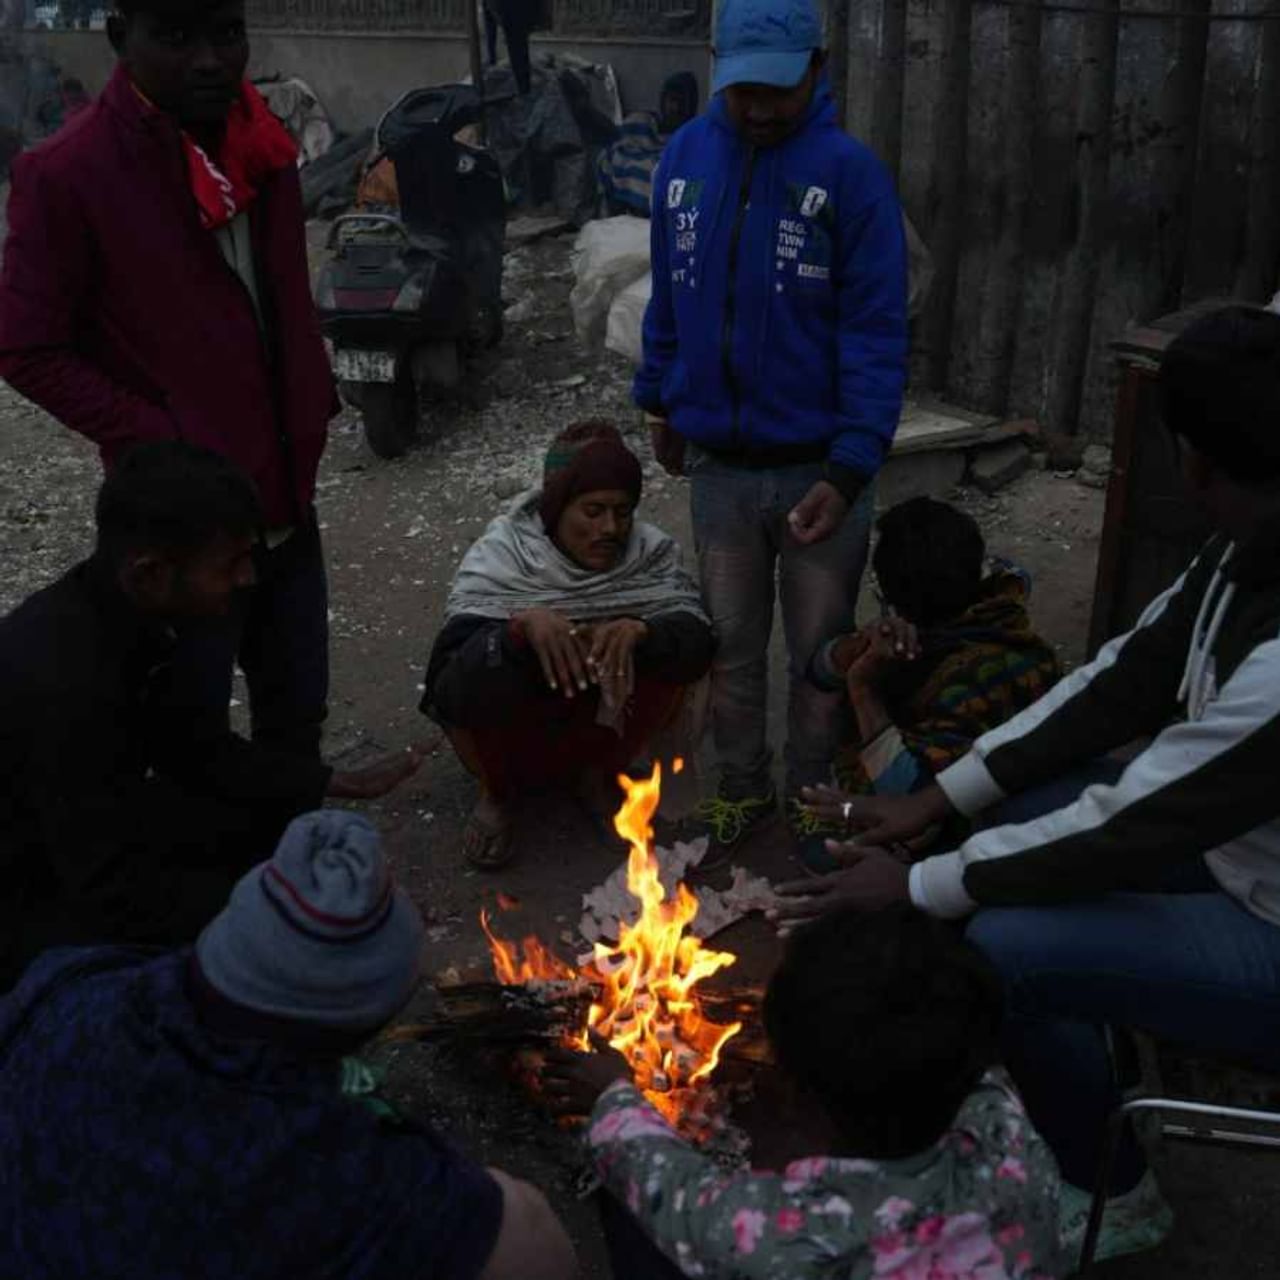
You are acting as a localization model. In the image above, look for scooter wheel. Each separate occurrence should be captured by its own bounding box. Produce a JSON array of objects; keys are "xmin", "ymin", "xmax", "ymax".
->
[{"xmin": 361, "ymin": 378, "xmax": 418, "ymax": 460}]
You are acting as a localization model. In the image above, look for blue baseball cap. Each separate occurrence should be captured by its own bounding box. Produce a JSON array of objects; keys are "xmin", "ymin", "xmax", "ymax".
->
[{"xmin": 712, "ymin": 0, "xmax": 822, "ymax": 94}]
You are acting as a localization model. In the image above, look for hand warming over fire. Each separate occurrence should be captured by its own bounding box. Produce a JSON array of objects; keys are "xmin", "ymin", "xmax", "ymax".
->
[
  {"xmin": 768, "ymin": 847, "xmax": 912, "ymax": 935},
  {"xmin": 541, "ymin": 1030, "xmax": 632, "ymax": 1117},
  {"xmin": 801, "ymin": 783, "xmax": 954, "ymax": 848}
]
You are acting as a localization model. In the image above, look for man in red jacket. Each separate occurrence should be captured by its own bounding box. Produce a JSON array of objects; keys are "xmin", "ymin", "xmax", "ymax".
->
[{"xmin": 0, "ymin": 0, "xmax": 336, "ymax": 757}]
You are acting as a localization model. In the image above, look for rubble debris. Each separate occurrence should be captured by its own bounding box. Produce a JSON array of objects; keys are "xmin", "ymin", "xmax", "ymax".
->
[
  {"xmin": 1076, "ymin": 444, "xmax": 1113, "ymax": 490},
  {"xmin": 503, "ymin": 294, "xmax": 537, "ymax": 324},
  {"xmin": 507, "ymin": 215, "xmax": 574, "ymax": 246}
]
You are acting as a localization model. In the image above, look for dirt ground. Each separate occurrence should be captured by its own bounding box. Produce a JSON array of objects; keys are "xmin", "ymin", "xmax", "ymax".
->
[{"xmin": 1, "ymin": 227, "xmax": 1275, "ymax": 1277}]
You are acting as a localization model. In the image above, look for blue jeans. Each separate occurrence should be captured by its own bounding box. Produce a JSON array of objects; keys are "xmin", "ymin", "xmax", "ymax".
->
[
  {"xmin": 966, "ymin": 766, "xmax": 1280, "ymax": 1192},
  {"xmin": 689, "ymin": 453, "xmax": 873, "ymax": 797},
  {"xmin": 164, "ymin": 513, "xmax": 330, "ymax": 757}
]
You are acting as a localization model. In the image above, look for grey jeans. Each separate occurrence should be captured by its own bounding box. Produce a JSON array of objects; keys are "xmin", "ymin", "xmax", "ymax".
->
[{"xmin": 689, "ymin": 451, "xmax": 874, "ymax": 798}]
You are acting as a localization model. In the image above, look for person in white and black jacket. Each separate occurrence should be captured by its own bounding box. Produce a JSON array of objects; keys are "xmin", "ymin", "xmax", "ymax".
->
[{"xmin": 772, "ymin": 305, "xmax": 1280, "ymax": 1266}]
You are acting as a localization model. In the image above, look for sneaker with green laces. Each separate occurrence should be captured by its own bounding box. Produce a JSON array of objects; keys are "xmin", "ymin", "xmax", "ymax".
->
[
  {"xmin": 1058, "ymin": 1170, "xmax": 1174, "ymax": 1267},
  {"xmin": 677, "ymin": 786, "xmax": 778, "ymax": 872},
  {"xmin": 786, "ymin": 797, "xmax": 846, "ymax": 875}
]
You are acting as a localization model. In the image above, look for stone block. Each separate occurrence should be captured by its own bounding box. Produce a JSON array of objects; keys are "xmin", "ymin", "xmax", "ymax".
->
[{"xmin": 969, "ymin": 440, "xmax": 1033, "ymax": 495}]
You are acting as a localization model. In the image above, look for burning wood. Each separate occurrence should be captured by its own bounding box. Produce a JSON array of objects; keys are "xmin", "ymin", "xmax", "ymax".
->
[
  {"xmin": 479, "ymin": 761, "xmax": 744, "ymax": 1133},
  {"xmin": 387, "ymin": 981, "xmax": 595, "ymax": 1046}
]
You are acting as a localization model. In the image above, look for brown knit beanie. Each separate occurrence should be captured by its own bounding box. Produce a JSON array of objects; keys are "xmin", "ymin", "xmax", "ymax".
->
[{"xmin": 539, "ymin": 420, "xmax": 643, "ymax": 534}]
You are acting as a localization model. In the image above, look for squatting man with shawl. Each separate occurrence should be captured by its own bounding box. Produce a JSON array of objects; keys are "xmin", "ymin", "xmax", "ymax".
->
[{"xmin": 422, "ymin": 421, "xmax": 715, "ymax": 869}]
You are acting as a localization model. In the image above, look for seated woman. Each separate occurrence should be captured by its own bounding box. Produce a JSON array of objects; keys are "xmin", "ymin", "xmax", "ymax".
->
[
  {"xmin": 422, "ymin": 421, "xmax": 714, "ymax": 868},
  {"xmin": 798, "ymin": 497, "xmax": 1059, "ymax": 870},
  {"xmin": 544, "ymin": 905, "xmax": 1062, "ymax": 1280}
]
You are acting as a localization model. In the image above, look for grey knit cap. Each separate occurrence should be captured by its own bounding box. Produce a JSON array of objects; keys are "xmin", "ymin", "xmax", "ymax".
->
[{"xmin": 196, "ymin": 810, "xmax": 425, "ymax": 1031}]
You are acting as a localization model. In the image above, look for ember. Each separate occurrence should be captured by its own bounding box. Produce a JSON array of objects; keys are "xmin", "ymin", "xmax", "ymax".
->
[{"xmin": 481, "ymin": 761, "xmax": 742, "ymax": 1130}]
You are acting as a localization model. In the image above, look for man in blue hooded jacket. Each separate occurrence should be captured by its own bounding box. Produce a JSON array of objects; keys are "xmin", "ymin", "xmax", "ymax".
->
[{"xmin": 636, "ymin": 0, "xmax": 908, "ymax": 864}]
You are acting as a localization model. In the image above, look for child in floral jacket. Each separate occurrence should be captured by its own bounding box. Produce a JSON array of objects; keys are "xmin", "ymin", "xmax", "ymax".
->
[{"xmin": 546, "ymin": 906, "xmax": 1062, "ymax": 1279}]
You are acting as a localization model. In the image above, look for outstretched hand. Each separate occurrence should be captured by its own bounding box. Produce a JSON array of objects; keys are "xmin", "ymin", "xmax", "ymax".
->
[
  {"xmin": 798, "ymin": 782, "xmax": 857, "ymax": 832},
  {"xmin": 799, "ymin": 783, "xmax": 952, "ymax": 848},
  {"xmin": 768, "ymin": 846, "xmax": 913, "ymax": 935},
  {"xmin": 540, "ymin": 1030, "xmax": 632, "ymax": 1117}
]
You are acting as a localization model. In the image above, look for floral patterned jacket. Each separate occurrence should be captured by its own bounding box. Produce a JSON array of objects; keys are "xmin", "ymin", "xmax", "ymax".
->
[{"xmin": 586, "ymin": 1071, "xmax": 1062, "ymax": 1279}]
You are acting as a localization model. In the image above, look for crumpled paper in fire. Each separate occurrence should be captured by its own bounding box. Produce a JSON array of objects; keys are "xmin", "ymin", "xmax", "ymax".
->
[{"xmin": 578, "ymin": 837, "xmax": 779, "ymax": 947}]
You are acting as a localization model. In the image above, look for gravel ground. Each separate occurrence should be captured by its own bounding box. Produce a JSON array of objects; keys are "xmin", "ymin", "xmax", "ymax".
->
[{"xmin": 1, "ymin": 226, "xmax": 1275, "ymax": 1278}]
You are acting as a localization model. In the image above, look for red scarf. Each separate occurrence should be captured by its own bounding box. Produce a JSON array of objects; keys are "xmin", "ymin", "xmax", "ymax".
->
[{"xmin": 174, "ymin": 82, "xmax": 298, "ymax": 230}]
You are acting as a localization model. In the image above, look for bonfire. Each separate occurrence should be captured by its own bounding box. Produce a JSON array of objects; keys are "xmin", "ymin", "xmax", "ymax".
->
[{"xmin": 481, "ymin": 761, "xmax": 743, "ymax": 1130}]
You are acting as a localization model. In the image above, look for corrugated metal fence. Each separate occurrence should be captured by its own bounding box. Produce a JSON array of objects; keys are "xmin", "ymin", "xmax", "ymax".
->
[{"xmin": 838, "ymin": 0, "xmax": 1280, "ymax": 436}]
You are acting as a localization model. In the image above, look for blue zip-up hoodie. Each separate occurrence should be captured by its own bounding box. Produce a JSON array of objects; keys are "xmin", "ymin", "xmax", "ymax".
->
[{"xmin": 633, "ymin": 81, "xmax": 908, "ymax": 492}]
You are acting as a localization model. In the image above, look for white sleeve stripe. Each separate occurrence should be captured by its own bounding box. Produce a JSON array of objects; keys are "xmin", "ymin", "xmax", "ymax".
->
[
  {"xmin": 912, "ymin": 851, "xmax": 980, "ymax": 919},
  {"xmin": 959, "ymin": 638, "xmax": 1280, "ymax": 870},
  {"xmin": 936, "ymin": 752, "xmax": 1004, "ymax": 818},
  {"xmin": 965, "ymin": 571, "xmax": 1185, "ymax": 765}
]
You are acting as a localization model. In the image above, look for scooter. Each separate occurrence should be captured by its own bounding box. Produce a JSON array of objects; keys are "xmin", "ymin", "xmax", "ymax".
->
[{"xmin": 314, "ymin": 83, "xmax": 506, "ymax": 459}]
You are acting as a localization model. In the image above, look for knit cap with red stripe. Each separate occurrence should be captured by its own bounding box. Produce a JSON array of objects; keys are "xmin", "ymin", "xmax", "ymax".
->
[{"xmin": 195, "ymin": 811, "xmax": 424, "ymax": 1032}]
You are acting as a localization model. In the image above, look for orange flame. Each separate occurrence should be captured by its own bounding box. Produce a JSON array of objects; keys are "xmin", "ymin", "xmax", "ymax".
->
[
  {"xmin": 481, "ymin": 761, "xmax": 741, "ymax": 1129},
  {"xmin": 480, "ymin": 908, "xmax": 576, "ymax": 986}
]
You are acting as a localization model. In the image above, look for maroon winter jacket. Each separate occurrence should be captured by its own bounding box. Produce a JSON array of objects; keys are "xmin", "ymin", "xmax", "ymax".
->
[{"xmin": 0, "ymin": 67, "xmax": 334, "ymax": 525}]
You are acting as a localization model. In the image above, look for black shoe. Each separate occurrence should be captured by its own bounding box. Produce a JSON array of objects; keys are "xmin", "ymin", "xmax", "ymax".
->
[{"xmin": 675, "ymin": 785, "xmax": 778, "ymax": 874}]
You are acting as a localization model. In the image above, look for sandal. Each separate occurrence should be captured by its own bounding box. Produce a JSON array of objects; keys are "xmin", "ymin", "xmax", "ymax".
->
[{"xmin": 463, "ymin": 798, "xmax": 515, "ymax": 871}]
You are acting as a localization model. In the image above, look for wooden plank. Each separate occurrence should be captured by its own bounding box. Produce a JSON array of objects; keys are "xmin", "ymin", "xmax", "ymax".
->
[
  {"xmin": 845, "ymin": 0, "xmax": 907, "ymax": 180},
  {"xmin": 825, "ymin": 0, "xmax": 852, "ymax": 131},
  {"xmin": 1234, "ymin": 13, "xmax": 1280, "ymax": 300},
  {"xmin": 919, "ymin": 0, "xmax": 974, "ymax": 392},
  {"xmin": 1075, "ymin": 0, "xmax": 1210, "ymax": 440},
  {"xmin": 1184, "ymin": 0, "xmax": 1264, "ymax": 302},
  {"xmin": 949, "ymin": 0, "xmax": 1043, "ymax": 416},
  {"xmin": 896, "ymin": 0, "xmax": 951, "ymax": 388},
  {"xmin": 1041, "ymin": 0, "xmax": 1120, "ymax": 437},
  {"xmin": 1089, "ymin": 363, "xmax": 1143, "ymax": 654},
  {"xmin": 1006, "ymin": 7, "xmax": 1093, "ymax": 433}
]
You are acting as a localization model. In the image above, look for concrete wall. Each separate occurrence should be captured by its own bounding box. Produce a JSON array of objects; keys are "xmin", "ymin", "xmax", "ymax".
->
[
  {"xmin": 18, "ymin": 28, "xmax": 709, "ymax": 132},
  {"xmin": 17, "ymin": 29, "xmax": 112, "ymax": 96}
]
